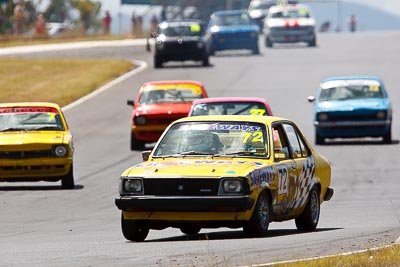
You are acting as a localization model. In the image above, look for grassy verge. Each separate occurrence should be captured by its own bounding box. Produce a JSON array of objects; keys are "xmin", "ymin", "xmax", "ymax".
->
[
  {"xmin": 0, "ymin": 58, "xmax": 135, "ymax": 107},
  {"xmin": 271, "ymin": 244, "xmax": 400, "ymax": 267},
  {"xmin": 0, "ymin": 34, "xmax": 137, "ymax": 48}
]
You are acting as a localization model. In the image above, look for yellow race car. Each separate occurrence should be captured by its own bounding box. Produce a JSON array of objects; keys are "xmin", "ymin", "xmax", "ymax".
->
[
  {"xmin": 115, "ymin": 115, "xmax": 333, "ymax": 241},
  {"xmin": 0, "ymin": 102, "xmax": 74, "ymax": 189}
]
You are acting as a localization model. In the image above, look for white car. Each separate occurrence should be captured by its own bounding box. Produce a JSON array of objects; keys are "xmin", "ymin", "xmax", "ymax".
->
[{"xmin": 263, "ymin": 4, "xmax": 316, "ymax": 47}]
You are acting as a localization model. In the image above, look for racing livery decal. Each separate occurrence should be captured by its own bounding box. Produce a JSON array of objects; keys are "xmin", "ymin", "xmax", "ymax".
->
[
  {"xmin": 249, "ymin": 166, "xmax": 275, "ymax": 188},
  {"xmin": 290, "ymin": 157, "xmax": 316, "ymax": 209}
]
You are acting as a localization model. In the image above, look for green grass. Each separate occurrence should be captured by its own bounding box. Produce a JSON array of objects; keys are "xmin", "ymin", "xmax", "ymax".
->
[{"xmin": 0, "ymin": 58, "xmax": 135, "ymax": 107}]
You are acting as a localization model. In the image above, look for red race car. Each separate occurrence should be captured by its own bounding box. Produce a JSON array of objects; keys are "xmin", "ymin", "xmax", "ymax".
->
[
  {"xmin": 188, "ymin": 97, "xmax": 273, "ymax": 116},
  {"xmin": 127, "ymin": 80, "xmax": 208, "ymax": 150}
]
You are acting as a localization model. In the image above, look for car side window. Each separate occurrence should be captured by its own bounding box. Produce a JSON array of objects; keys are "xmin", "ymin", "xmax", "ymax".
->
[
  {"xmin": 282, "ymin": 123, "xmax": 310, "ymax": 158},
  {"xmin": 272, "ymin": 124, "xmax": 289, "ymax": 162}
]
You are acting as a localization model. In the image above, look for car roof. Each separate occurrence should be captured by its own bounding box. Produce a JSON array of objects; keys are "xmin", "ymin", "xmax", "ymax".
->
[
  {"xmin": 141, "ymin": 80, "xmax": 204, "ymax": 87},
  {"xmin": 175, "ymin": 115, "xmax": 287, "ymax": 124},
  {"xmin": 269, "ymin": 4, "xmax": 310, "ymax": 12},
  {"xmin": 321, "ymin": 76, "xmax": 383, "ymax": 84},
  {"xmin": 212, "ymin": 9, "xmax": 248, "ymax": 16},
  {"xmin": 191, "ymin": 97, "xmax": 268, "ymax": 104},
  {"xmin": 0, "ymin": 102, "xmax": 62, "ymax": 109},
  {"xmin": 159, "ymin": 20, "xmax": 204, "ymax": 26}
]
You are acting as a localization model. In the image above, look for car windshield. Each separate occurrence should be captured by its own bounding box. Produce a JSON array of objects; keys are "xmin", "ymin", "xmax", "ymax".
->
[
  {"xmin": 270, "ymin": 8, "xmax": 310, "ymax": 19},
  {"xmin": 0, "ymin": 107, "xmax": 65, "ymax": 132},
  {"xmin": 210, "ymin": 13, "xmax": 252, "ymax": 26},
  {"xmin": 153, "ymin": 121, "xmax": 269, "ymax": 158},
  {"xmin": 249, "ymin": 1, "xmax": 274, "ymax": 11},
  {"xmin": 159, "ymin": 24, "xmax": 203, "ymax": 37},
  {"xmin": 139, "ymin": 87, "xmax": 204, "ymax": 104},
  {"xmin": 191, "ymin": 102, "xmax": 269, "ymax": 116},
  {"xmin": 319, "ymin": 84, "xmax": 385, "ymax": 101}
]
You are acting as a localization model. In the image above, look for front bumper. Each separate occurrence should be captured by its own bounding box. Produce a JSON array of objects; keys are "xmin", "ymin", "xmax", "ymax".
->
[
  {"xmin": 268, "ymin": 30, "xmax": 315, "ymax": 43},
  {"xmin": 0, "ymin": 157, "xmax": 72, "ymax": 180},
  {"xmin": 314, "ymin": 120, "xmax": 391, "ymax": 138},
  {"xmin": 211, "ymin": 35, "xmax": 259, "ymax": 51},
  {"xmin": 115, "ymin": 195, "xmax": 255, "ymax": 212}
]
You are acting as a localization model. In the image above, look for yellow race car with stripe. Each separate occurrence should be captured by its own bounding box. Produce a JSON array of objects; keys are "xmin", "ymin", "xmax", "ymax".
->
[
  {"xmin": 115, "ymin": 115, "xmax": 333, "ymax": 241},
  {"xmin": 0, "ymin": 102, "xmax": 74, "ymax": 189}
]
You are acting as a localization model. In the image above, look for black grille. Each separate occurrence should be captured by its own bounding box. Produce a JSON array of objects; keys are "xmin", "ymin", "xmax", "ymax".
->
[
  {"xmin": 325, "ymin": 111, "xmax": 384, "ymax": 121},
  {"xmin": 0, "ymin": 150, "xmax": 53, "ymax": 159},
  {"xmin": 164, "ymin": 41, "xmax": 198, "ymax": 50},
  {"xmin": 143, "ymin": 178, "xmax": 220, "ymax": 196},
  {"xmin": 217, "ymin": 32, "xmax": 252, "ymax": 39}
]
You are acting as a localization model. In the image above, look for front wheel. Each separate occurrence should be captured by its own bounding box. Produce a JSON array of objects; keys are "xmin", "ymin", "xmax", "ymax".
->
[
  {"xmin": 154, "ymin": 56, "xmax": 163, "ymax": 68},
  {"xmin": 180, "ymin": 225, "xmax": 201, "ymax": 235},
  {"xmin": 265, "ymin": 36, "xmax": 273, "ymax": 48},
  {"xmin": 130, "ymin": 131, "xmax": 145, "ymax": 150},
  {"xmin": 295, "ymin": 186, "xmax": 320, "ymax": 231},
  {"xmin": 382, "ymin": 126, "xmax": 392, "ymax": 144},
  {"xmin": 202, "ymin": 55, "xmax": 210, "ymax": 66},
  {"xmin": 243, "ymin": 191, "xmax": 270, "ymax": 237},
  {"xmin": 315, "ymin": 132, "xmax": 325, "ymax": 145},
  {"xmin": 308, "ymin": 36, "xmax": 317, "ymax": 47},
  {"xmin": 61, "ymin": 164, "xmax": 75, "ymax": 189},
  {"xmin": 121, "ymin": 213, "xmax": 149, "ymax": 242},
  {"xmin": 252, "ymin": 45, "xmax": 260, "ymax": 55}
]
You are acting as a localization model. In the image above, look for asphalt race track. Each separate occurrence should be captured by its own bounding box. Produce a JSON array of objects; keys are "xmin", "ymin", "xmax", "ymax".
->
[{"xmin": 0, "ymin": 32, "xmax": 400, "ymax": 266}]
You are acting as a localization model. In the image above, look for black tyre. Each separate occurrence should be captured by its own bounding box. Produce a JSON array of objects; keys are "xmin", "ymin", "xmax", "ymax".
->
[
  {"xmin": 308, "ymin": 36, "xmax": 317, "ymax": 47},
  {"xmin": 130, "ymin": 132, "xmax": 145, "ymax": 151},
  {"xmin": 121, "ymin": 213, "xmax": 149, "ymax": 242},
  {"xmin": 295, "ymin": 186, "xmax": 320, "ymax": 231},
  {"xmin": 252, "ymin": 45, "xmax": 260, "ymax": 55},
  {"xmin": 382, "ymin": 126, "xmax": 392, "ymax": 144},
  {"xmin": 202, "ymin": 55, "xmax": 210, "ymax": 67},
  {"xmin": 154, "ymin": 56, "xmax": 162, "ymax": 68},
  {"xmin": 61, "ymin": 164, "xmax": 75, "ymax": 189},
  {"xmin": 243, "ymin": 191, "xmax": 270, "ymax": 237},
  {"xmin": 265, "ymin": 36, "xmax": 273, "ymax": 48},
  {"xmin": 180, "ymin": 225, "xmax": 201, "ymax": 235},
  {"xmin": 315, "ymin": 132, "xmax": 325, "ymax": 145}
]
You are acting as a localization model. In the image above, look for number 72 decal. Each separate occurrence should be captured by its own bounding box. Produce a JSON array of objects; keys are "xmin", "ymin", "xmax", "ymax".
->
[{"xmin": 277, "ymin": 165, "xmax": 288, "ymax": 194}]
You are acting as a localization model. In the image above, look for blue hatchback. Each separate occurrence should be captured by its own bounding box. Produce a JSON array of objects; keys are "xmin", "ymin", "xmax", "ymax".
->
[
  {"xmin": 205, "ymin": 10, "xmax": 260, "ymax": 55},
  {"xmin": 308, "ymin": 76, "xmax": 392, "ymax": 144}
]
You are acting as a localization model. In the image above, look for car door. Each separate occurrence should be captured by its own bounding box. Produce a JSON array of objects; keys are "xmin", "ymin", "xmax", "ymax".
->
[
  {"xmin": 281, "ymin": 122, "xmax": 316, "ymax": 213},
  {"xmin": 270, "ymin": 123, "xmax": 298, "ymax": 217}
]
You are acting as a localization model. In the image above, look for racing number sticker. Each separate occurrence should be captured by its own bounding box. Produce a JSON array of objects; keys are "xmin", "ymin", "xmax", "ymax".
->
[
  {"xmin": 243, "ymin": 132, "xmax": 263, "ymax": 143},
  {"xmin": 369, "ymin": 85, "xmax": 380, "ymax": 92},
  {"xmin": 277, "ymin": 165, "xmax": 288, "ymax": 195},
  {"xmin": 249, "ymin": 109, "xmax": 266, "ymax": 116}
]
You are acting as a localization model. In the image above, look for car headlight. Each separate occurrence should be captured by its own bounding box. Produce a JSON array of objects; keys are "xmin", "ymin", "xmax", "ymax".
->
[
  {"xmin": 317, "ymin": 112, "xmax": 328, "ymax": 121},
  {"xmin": 219, "ymin": 178, "xmax": 244, "ymax": 195},
  {"xmin": 53, "ymin": 145, "xmax": 67, "ymax": 157},
  {"xmin": 119, "ymin": 177, "xmax": 143, "ymax": 194},
  {"xmin": 197, "ymin": 41, "xmax": 204, "ymax": 49},
  {"xmin": 135, "ymin": 116, "xmax": 146, "ymax": 125},
  {"xmin": 156, "ymin": 40, "xmax": 164, "ymax": 50},
  {"xmin": 376, "ymin": 111, "xmax": 387, "ymax": 119}
]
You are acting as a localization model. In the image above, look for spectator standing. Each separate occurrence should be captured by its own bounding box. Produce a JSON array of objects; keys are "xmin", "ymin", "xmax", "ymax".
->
[
  {"xmin": 13, "ymin": 0, "xmax": 25, "ymax": 35},
  {"xmin": 136, "ymin": 15, "xmax": 143, "ymax": 36},
  {"xmin": 0, "ymin": 7, "xmax": 4, "ymax": 34},
  {"xmin": 131, "ymin": 11, "xmax": 136, "ymax": 36},
  {"xmin": 103, "ymin": 10, "xmax": 111, "ymax": 35},
  {"xmin": 348, "ymin": 14, "xmax": 357, "ymax": 32},
  {"xmin": 150, "ymin": 15, "xmax": 158, "ymax": 35},
  {"xmin": 35, "ymin": 13, "xmax": 46, "ymax": 36}
]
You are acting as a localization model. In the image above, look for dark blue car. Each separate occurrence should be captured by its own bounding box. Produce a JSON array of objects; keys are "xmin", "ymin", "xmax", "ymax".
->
[
  {"xmin": 205, "ymin": 10, "xmax": 260, "ymax": 55},
  {"xmin": 308, "ymin": 76, "xmax": 392, "ymax": 144}
]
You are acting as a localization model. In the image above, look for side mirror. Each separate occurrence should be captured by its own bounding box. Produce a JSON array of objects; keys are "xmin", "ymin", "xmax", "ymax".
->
[
  {"xmin": 307, "ymin": 96, "xmax": 316, "ymax": 103},
  {"xmin": 127, "ymin": 100, "xmax": 134, "ymax": 106},
  {"xmin": 142, "ymin": 150, "xmax": 151, "ymax": 161}
]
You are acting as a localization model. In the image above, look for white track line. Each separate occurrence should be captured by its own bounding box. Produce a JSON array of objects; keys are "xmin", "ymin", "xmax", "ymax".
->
[{"xmin": 62, "ymin": 59, "xmax": 147, "ymax": 111}]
